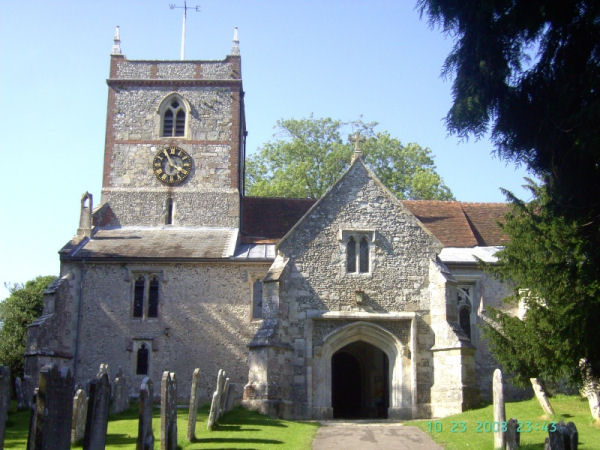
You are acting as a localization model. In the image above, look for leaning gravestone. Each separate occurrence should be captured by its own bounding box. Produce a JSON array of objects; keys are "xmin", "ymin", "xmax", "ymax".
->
[
  {"xmin": 544, "ymin": 421, "xmax": 578, "ymax": 450},
  {"xmin": 83, "ymin": 364, "xmax": 111, "ymax": 450},
  {"xmin": 579, "ymin": 358, "xmax": 600, "ymax": 421},
  {"xmin": 530, "ymin": 378, "xmax": 555, "ymax": 416},
  {"xmin": 187, "ymin": 368, "xmax": 201, "ymax": 441},
  {"xmin": 112, "ymin": 368, "xmax": 129, "ymax": 414},
  {"xmin": 207, "ymin": 369, "xmax": 226, "ymax": 430},
  {"xmin": 0, "ymin": 366, "xmax": 10, "ymax": 448},
  {"xmin": 218, "ymin": 377, "xmax": 230, "ymax": 419},
  {"xmin": 137, "ymin": 377, "xmax": 154, "ymax": 450},
  {"xmin": 161, "ymin": 371, "xmax": 177, "ymax": 450},
  {"xmin": 71, "ymin": 389, "xmax": 88, "ymax": 444},
  {"xmin": 493, "ymin": 369, "xmax": 506, "ymax": 450},
  {"xmin": 27, "ymin": 364, "xmax": 74, "ymax": 450},
  {"xmin": 505, "ymin": 418, "xmax": 520, "ymax": 450},
  {"xmin": 15, "ymin": 376, "xmax": 27, "ymax": 410}
]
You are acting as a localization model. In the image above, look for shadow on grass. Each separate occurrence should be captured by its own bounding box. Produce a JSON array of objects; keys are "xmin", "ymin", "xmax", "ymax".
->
[
  {"xmin": 211, "ymin": 424, "xmax": 261, "ymax": 432},
  {"xmin": 194, "ymin": 437, "xmax": 284, "ymax": 445},
  {"xmin": 218, "ymin": 408, "xmax": 289, "ymax": 428}
]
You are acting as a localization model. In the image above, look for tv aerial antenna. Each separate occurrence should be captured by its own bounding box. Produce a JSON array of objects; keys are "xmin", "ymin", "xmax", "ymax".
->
[{"xmin": 170, "ymin": 1, "xmax": 200, "ymax": 60}]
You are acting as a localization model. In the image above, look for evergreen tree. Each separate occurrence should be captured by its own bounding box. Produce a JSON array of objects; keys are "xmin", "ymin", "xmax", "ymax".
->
[
  {"xmin": 482, "ymin": 182, "xmax": 600, "ymax": 385},
  {"xmin": 419, "ymin": 0, "xmax": 600, "ymax": 380}
]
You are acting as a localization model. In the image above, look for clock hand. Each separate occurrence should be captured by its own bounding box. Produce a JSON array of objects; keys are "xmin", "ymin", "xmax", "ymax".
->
[{"xmin": 163, "ymin": 149, "xmax": 176, "ymax": 167}]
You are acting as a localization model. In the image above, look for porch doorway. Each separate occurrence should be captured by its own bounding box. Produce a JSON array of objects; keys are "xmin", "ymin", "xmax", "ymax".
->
[{"xmin": 331, "ymin": 340, "xmax": 389, "ymax": 419}]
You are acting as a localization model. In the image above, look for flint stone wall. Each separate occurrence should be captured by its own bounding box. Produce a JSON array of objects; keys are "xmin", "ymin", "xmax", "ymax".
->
[
  {"xmin": 100, "ymin": 189, "xmax": 240, "ymax": 227},
  {"xmin": 70, "ymin": 261, "xmax": 267, "ymax": 404},
  {"xmin": 110, "ymin": 87, "xmax": 233, "ymax": 144},
  {"xmin": 114, "ymin": 60, "xmax": 236, "ymax": 81},
  {"xmin": 260, "ymin": 163, "xmax": 442, "ymax": 415}
]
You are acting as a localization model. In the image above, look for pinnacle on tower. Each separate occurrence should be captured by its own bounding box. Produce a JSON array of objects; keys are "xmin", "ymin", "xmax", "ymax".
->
[
  {"xmin": 231, "ymin": 27, "xmax": 240, "ymax": 56},
  {"xmin": 111, "ymin": 26, "xmax": 122, "ymax": 55}
]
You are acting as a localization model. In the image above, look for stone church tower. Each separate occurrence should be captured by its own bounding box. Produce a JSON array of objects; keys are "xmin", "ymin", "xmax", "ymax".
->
[
  {"xmin": 101, "ymin": 26, "xmax": 246, "ymax": 228},
  {"xmin": 25, "ymin": 28, "xmax": 516, "ymax": 420}
]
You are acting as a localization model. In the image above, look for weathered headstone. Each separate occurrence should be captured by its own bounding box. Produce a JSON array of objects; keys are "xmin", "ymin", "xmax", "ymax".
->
[
  {"xmin": 187, "ymin": 368, "xmax": 201, "ymax": 441},
  {"xmin": 15, "ymin": 376, "xmax": 27, "ymax": 410},
  {"xmin": 218, "ymin": 377, "xmax": 230, "ymax": 419},
  {"xmin": 579, "ymin": 358, "xmax": 600, "ymax": 421},
  {"xmin": 544, "ymin": 421, "xmax": 578, "ymax": 450},
  {"xmin": 112, "ymin": 368, "xmax": 129, "ymax": 414},
  {"xmin": 207, "ymin": 369, "xmax": 226, "ymax": 430},
  {"xmin": 161, "ymin": 371, "xmax": 177, "ymax": 450},
  {"xmin": 22, "ymin": 375, "xmax": 35, "ymax": 407},
  {"xmin": 531, "ymin": 378, "xmax": 555, "ymax": 416},
  {"xmin": 0, "ymin": 366, "xmax": 10, "ymax": 448},
  {"xmin": 493, "ymin": 368, "xmax": 506, "ymax": 450},
  {"xmin": 71, "ymin": 389, "xmax": 88, "ymax": 444},
  {"xmin": 83, "ymin": 364, "xmax": 112, "ymax": 450},
  {"xmin": 505, "ymin": 418, "xmax": 520, "ymax": 450},
  {"xmin": 26, "ymin": 364, "xmax": 74, "ymax": 450},
  {"xmin": 137, "ymin": 377, "xmax": 154, "ymax": 450}
]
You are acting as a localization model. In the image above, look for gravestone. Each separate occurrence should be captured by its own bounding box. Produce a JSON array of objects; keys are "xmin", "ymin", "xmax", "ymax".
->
[
  {"xmin": 112, "ymin": 368, "xmax": 129, "ymax": 414},
  {"xmin": 530, "ymin": 378, "xmax": 555, "ymax": 416},
  {"xmin": 218, "ymin": 377, "xmax": 230, "ymax": 419},
  {"xmin": 83, "ymin": 364, "xmax": 111, "ymax": 450},
  {"xmin": 71, "ymin": 389, "xmax": 88, "ymax": 444},
  {"xmin": 544, "ymin": 421, "xmax": 578, "ymax": 450},
  {"xmin": 27, "ymin": 364, "xmax": 74, "ymax": 450},
  {"xmin": 0, "ymin": 366, "xmax": 10, "ymax": 448},
  {"xmin": 187, "ymin": 368, "xmax": 201, "ymax": 441},
  {"xmin": 207, "ymin": 369, "xmax": 226, "ymax": 430},
  {"xmin": 493, "ymin": 369, "xmax": 506, "ymax": 450},
  {"xmin": 161, "ymin": 371, "xmax": 177, "ymax": 450},
  {"xmin": 505, "ymin": 418, "xmax": 520, "ymax": 450},
  {"xmin": 579, "ymin": 358, "xmax": 600, "ymax": 421},
  {"xmin": 137, "ymin": 377, "xmax": 154, "ymax": 450},
  {"xmin": 15, "ymin": 376, "xmax": 27, "ymax": 410},
  {"xmin": 22, "ymin": 375, "xmax": 35, "ymax": 407}
]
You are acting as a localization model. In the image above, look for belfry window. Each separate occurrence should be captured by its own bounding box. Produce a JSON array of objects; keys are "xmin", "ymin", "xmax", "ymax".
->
[
  {"xmin": 161, "ymin": 98, "xmax": 186, "ymax": 137},
  {"xmin": 344, "ymin": 232, "xmax": 372, "ymax": 274},
  {"xmin": 132, "ymin": 274, "xmax": 160, "ymax": 319}
]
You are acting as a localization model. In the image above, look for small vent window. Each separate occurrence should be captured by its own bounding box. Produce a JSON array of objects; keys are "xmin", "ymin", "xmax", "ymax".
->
[{"xmin": 252, "ymin": 280, "xmax": 263, "ymax": 320}]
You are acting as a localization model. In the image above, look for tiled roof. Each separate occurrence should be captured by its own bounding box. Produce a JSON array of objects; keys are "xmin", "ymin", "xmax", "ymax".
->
[
  {"xmin": 241, "ymin": 197, "xmax": 316, "ymax": 242},
  {"xmin": 63, "ymin": 227, "xmax": 238, "ymax": 260},
  {"xmin": 242, "ymin": 197, "xmax": 509, "ymax": 247}
]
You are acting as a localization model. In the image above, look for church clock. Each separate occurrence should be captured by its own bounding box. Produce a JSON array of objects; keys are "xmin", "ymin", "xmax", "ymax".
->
[{"xmin": 152, "ymin": 145, "xmax": 192, "ymax": 185}]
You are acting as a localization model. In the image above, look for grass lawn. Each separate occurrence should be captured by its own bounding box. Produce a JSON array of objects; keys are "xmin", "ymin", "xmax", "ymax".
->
[
  {"xmin": 410, "ymin": 394, "xmax": 600, "ymax": 450},
  {"xmin": 3, "ymin": 402, "xmax": 319, "ymax": 449}
]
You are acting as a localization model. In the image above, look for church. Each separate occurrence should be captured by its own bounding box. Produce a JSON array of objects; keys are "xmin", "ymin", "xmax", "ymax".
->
[{"xmin": 25, "ymin": 29, "xmax": 514, "ymax": 420}]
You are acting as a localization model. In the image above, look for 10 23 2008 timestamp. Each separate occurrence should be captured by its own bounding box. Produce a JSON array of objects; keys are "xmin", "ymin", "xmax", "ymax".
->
[{"xmin": 427, "ymin": 420, "xmax": 557, "ymax": 433}]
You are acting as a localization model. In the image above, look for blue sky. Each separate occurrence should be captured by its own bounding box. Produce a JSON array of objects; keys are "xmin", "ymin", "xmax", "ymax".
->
[{"xmin": 0, "ymin": 1, "xmax": 532, "ymax": 299}]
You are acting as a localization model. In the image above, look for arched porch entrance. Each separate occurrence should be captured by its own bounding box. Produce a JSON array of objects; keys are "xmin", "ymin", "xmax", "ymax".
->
[
  {"xmin": 332, "ymin": 341, "xmax": 389, "ymax": 418},
  {"xmin": 312, "ymin": 321, "xmax": 414, "ymax": 419}
]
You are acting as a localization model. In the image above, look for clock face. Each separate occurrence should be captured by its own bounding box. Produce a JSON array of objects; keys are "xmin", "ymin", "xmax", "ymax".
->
[{"xmin": 153, "ymin": 146, "xmax": 192, "ymax": 185}]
